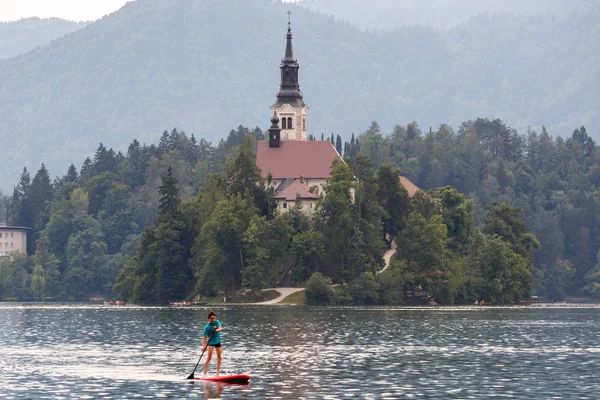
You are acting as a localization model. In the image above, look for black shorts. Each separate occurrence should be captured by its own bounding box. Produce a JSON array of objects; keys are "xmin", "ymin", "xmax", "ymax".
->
[{"xmin": 210, "ymin": 342, "xmax": 222, "ymax": 348}]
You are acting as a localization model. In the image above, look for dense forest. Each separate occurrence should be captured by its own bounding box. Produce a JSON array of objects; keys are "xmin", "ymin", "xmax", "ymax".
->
[
  {"xmin": 1, "ymin": 0, "xmax": 599, "ymax": 190},
  {"xmin": 1, "ymin": 117, "xmax": 599, "ymax": 304},
  {"xmin": 300, "ymin": 0, "xmax": 596, "ymax": 30}
]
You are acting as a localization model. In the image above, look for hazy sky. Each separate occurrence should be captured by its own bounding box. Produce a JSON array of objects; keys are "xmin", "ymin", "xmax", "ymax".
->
[{"xmin": 0, "ymin": 0, "xmax": 131, "ymax": 22}]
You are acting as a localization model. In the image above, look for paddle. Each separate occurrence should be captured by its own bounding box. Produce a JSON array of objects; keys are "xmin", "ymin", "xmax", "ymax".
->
[{"xmin": 186, "ymin": 328, "xmax": 217, "ymax": 380}]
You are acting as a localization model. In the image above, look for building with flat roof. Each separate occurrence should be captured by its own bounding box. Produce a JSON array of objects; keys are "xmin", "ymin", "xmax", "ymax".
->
[{"xmin": 0, "ymin": 224, "xmax": 28, "ymax": 260}]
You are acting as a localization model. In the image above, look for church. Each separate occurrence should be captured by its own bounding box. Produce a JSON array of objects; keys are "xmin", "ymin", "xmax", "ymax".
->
[
  {"xmin": 256, "ymin": 17, "xmax": 422, "ymax": 215},
  {"xmin": 256, "ymin": 17, "xmax": 342, "ymax": 215}
]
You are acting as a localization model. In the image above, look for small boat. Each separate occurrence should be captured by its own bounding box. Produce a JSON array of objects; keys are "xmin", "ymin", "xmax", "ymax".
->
[{"xmin": 193, "ymin": 374, "xmax": 251, "ymax": 384}]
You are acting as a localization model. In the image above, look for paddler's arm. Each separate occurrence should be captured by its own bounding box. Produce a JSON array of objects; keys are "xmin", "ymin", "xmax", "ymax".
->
[{"xmin": 213, "ymin": 322, "xmax": 223, "ymax": 333}]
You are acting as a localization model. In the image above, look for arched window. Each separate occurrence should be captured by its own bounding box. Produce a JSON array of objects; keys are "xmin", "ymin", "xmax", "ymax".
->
[
  {"xmin": 282, "ymin": 118, "xmax": 287, "ymax": 130},
  {"xmin": 303, "ymin": 118, "xmax": 306, "ymax": 131},
  {"xmin": 288, "ymin": 117, "xmax": 293, "ymax": 129},
  {"xmin": 285, "ymin": 70, "xmax": 290, "ymax": 83}
]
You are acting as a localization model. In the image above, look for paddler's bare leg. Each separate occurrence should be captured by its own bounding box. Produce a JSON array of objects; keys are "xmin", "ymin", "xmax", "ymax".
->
[
  {"xmin": 203, "ymin": 346, "xmax": 214, "ymax": 375},
  {"xmin": 215, "ymin": 347, "xmax": 222, "ymax": 376}
]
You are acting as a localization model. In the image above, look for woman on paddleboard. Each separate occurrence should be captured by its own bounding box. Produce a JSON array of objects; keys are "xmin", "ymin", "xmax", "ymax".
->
[{"xmin": 202, "ymin": 311, "xmax": 223, "ymax": 376}]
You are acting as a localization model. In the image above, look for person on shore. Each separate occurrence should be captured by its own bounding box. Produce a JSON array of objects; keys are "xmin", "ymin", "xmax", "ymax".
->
[{"xmin": 202, "ymin": 311, "xmax": 223, "ymax": 376}]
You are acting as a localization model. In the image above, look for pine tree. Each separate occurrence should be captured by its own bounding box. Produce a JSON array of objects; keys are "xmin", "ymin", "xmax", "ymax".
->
[
  {"xmin": 10, "ymin": 168, "xmax": 33, "ymax": 230},
  {"xmin": 29, "ymin": 163, "xmax": 54, "ymax": 250},
  {"xmin": 65, "ymin": 164, "xmax": 78, "ymax": 183},
  {"xmin": 158, "ymin": 166, "xmax": 181, "ymax": 222},
  {"xmin": 80, "ymin": 157, "xmax": 93, "ymax": 182},
  {"xmin": 158, "ymin": 130, "xmax": 170, "ymax": 153}
]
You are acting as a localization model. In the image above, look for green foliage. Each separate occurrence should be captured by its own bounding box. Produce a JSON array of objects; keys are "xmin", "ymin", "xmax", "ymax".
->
[
  {"xmin": 432, "ymin": 186, "xmax": 474, "ymax": 252},
  {"xmin": 467, "ymin": 231, "xmax": 531, "ymax": 304},
  {"xmin": 305, "ymin": 272, "xmax": 334, "ymax": 305},
  {"xmin": 349, "ymin": 272, "xmax": 380, "ymax": 305},
  {"xmin": 194, "ymin": 195, "xmax": 258, "ymax": 295},
  {"xmin": 315, "ymin": 159, "xmax": 384, "ymax": 281},
  {"xmin": 584, "ymin": 251, "xmax": 600, "ymax": 297},
  {"xmin": 376, "ymin": 259, "xmax": 409, "ymax": 305},
  {"xmin": 242, "ymin": 217, "xmax": 270, "ymax": 295},
  {"xmin": 4, "ymin": 110, "xmax": 596, "ymax": 305},
  {"xmin": 291, "ymin": 231, "xmax": 325, "ymax": 284},
  {"xmin": 376, "ymin": 164, "xmax": 410, "ymax": 241},
  {"xmin": 2, "ymin": 0, "xmax": 598, "ymax": 192}
]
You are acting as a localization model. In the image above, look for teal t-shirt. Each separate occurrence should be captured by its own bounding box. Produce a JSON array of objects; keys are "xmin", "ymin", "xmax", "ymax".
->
[{"xmin": 203, "ymin": 320, "xmax": 221, "ymax": 345}]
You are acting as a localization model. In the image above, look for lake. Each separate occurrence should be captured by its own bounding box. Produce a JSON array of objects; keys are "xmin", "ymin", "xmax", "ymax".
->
[{"xmin": 0, "ymin": 304, "xmax": 599, "ymax": 399}]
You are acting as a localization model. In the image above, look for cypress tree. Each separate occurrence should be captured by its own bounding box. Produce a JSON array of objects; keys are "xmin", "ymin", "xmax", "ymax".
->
[{"xmin": 336, "ymin": 134, "xmax": 343, "ymax": 154}]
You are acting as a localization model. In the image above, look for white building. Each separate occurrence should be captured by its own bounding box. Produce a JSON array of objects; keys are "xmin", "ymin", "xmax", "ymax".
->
[{"xmin": 0, "ymin": 223, "xmax": 28, "ymax": 259}]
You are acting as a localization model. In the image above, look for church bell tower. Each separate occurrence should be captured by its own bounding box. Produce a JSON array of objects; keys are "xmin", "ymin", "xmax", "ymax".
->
[{"xmin": 271, "ymin": 13, "xmax": 309, "ymax": 141}]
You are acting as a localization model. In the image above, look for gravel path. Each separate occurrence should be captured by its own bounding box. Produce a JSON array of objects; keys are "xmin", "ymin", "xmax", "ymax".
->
[{"xmin": 254, "ymin": 287, "xmax": 305, "ymax": 305}]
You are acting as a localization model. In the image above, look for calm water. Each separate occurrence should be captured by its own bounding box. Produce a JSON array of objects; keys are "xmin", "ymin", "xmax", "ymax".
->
[{"xmin": 1, "ymin": 304, "xmax": 599, "ymax": 399}]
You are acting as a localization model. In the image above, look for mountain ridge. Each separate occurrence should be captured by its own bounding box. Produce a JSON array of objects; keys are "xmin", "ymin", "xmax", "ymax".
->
[
  {"xmin": 0, "ymin": 17, "xmax": 88, "ymax": 59},
  {"xmin": 0, "ymin": 0, "xmax": 598, "ymax": 190}
]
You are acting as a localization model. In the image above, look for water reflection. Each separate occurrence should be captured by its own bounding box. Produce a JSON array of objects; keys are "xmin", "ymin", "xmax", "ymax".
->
[{"xmin": 0, "ymin": 304, "xmax": 599, "ymax": 398}]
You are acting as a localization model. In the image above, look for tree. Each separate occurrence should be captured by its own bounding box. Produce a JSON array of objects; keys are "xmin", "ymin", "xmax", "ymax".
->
[
  {"xmin": 29, "ymin": 163, "xmax": 54, "ymax": 245},
  {"xmin": 376, "ymin": 164, "xmax": 411, "ymax": 242},
  {"xmin": 468, "ymin": 231, "xmax": 531, "ymax": 304},
  {"xmin": 291, "ymin": 231, "xmax": 325, "ymax": 284},
  {"xmin": 305, "ymin": 272, "xmax": 334, "ymax": 305},
  {"xmin": 432, "ymin": 186, "xmax": 474, "ymax": 252},
  {"xmin": 224, "ymin": 134, "xmax": 267, "ymax": 212},
  {"xmin": 397, "ymin": 212, "xmax": 448, "ymax": 298},
  {"xmin": 158, "ymin": 166, "xmax": 181, "ymax": 222},
  {"xmin": 349, "ymin": 272, "xmax": 380, "ymax": 305},
  {"xmin": 242, "ymin": 217, "xmax": 270, "ymax": 296},
  {"xmin": 482, "ymin": 201, "xmax": 540, "ymax": 263},
  {"xmin": 31, "ymin": 231, "xmax": 61, "ymax": 300},
  {"xmin": 359, "ymin": 121, "xmax": 388, "ymax": 167},
  {"xmin": 8, "ymin": 167, "xmax": 33, "ymax": 230},
  {"xmin": 335, "ymin": 134, "xmax": 343, "ymax": 154},
  {"xmin": 195, "ymin": 195, "xmax": 258, "ymax": 295},
  {"xmin": 65, "ymin": 164, "xmax": 79, "ymax": 183},
  {"xmin": 64, "ymin": 214, "xmax": 108, "ymax": 300}
]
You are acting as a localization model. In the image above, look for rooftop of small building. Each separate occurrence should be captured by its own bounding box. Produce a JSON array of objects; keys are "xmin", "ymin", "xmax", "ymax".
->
[
  {"xmin": 0, "ymin": 223, "xmax": 30, "ymax": 231},
  {"xmin": 256, "ymin": 140, "xmax": 341, "ymax": 180},
  {"xmin": 274, "ymin": 179, "xmax": 319, "ymax": 201},
  {"xmin": 399, "ymin": 176, "xmax": 423, "ymax": 198}
]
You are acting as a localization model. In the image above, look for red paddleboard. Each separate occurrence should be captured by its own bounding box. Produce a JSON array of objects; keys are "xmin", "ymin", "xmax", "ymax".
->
[{"xmin": 193, "ymin": 374, "xmax": 251, "ymax": 384}]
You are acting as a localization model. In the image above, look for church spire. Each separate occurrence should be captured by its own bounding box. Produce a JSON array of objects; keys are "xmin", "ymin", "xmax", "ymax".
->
[
  {"xmin": 274, "ymin": 12, "xmax": 304, "ymax": 108},
  {"xmin": 284, "ymin": 11, "xmax": 294, "ymax": 61},
  {"xmin": 271, "ymin": 12, "xmax": 309, "ymax": 142}
]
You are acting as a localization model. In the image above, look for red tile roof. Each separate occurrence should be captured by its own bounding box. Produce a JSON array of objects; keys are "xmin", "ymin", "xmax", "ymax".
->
[
  {"xmin": 399, "ymin": 176, "xmax": 423, "ymax": 198},
  {"xmin": 274, "ymin": 180, "xmax": 319, "ymax": 201},
  {"xmin": 256, "ymin": 140, "xmax": 341, "ymax": 180}
]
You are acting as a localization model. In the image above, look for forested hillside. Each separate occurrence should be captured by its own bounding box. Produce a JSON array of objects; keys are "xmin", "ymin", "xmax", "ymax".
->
[
  {"xmin": 1, "ymin": 116, "xmax": 600, "ymax": 304},
  {"xmin": 0, "ymin": 18, "xmax": 87, "ymax": 59},
  {"xmin": 0, "ymin": 0, "xmax": 598, "ymax": 190},
  {"xmin": 299, "ymin": 0, "xmax": 597, "ymax": 30}
]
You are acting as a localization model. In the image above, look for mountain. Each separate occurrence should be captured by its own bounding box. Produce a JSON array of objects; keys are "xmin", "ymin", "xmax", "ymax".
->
[
  {"xmin": 0, "ymin": 18, "xmax": 88, "ymax": 59},
  {"xmin": 298, "ymin": 0, "xmax": 598, "ymax": 30},
  {"xmin": 0, "ymin": 0, "xmax": 598, "ymax": 190}
]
